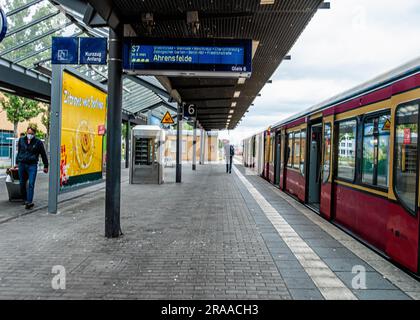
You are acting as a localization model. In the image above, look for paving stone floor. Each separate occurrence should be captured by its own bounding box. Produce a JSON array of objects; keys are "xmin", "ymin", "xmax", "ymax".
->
[{"xmin": 0, "ymin": 163, "xmax": 418, "ymax": 299}]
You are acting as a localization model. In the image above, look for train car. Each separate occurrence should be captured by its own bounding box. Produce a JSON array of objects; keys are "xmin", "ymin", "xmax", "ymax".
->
[
  {"xmin": 262, "ymin": 127, "xmax": 278, "ymax": 184},
  {"xmin": 243, "ymin": 57, "xmax": 420, "ymax": 275},
  {"xmin": 243, "ymin": 130, "xmax": 265, "ymax": 176},
  {"xmin": 242, "ymin": 136, "xmax": 254, "ymax": 168}
]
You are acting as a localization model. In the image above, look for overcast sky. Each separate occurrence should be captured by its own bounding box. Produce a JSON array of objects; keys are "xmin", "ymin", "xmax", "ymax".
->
[{"xmin": 219, "ymin": 0, "xmax": 420, "ymax": 145}]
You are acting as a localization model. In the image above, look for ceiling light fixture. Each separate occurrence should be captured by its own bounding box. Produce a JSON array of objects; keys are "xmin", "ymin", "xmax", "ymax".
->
[
  {"xmin": 229, "ymin": 110, "xmax": 234, "ymax": 114},
  {"xmin": 237, "ymin": 78, "xmax": 246, "ymax": 84},
  {"xmin": 260, "ymin": 0, "xmax": 275, "ymax": 5},
  {"xmin": 231, "ymin": 102, "xmax": 237, "ymax": 107},
  {"xmin": 233, "ymin": 91, "xmax": 241, "ymax": 98}
]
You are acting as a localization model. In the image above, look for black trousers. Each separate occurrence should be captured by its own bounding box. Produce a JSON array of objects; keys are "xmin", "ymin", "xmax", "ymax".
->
[{"xmin": 226, "ymin": 156, "xmax": 233, "ymax": 173}]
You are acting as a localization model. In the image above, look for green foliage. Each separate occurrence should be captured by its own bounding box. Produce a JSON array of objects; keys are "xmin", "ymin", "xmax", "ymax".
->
[
  {"xmin": 27, "ymin": 122, "xmax": 45, "ymax": 139},
  {"xmin": 122, "ymin": 122, "xmax": 128, "ymax": 138},
  {"xmin": 0, "ymin": 93, "xmax": 44, "ymax": 136},
  {"xmin": 41, "ymin": 104, "xmax": 50, "ymax": 132},
  {"xmin": 183, "ymin": 122, "xmax": 193, "ymax": 130},
  {"xmin": 218, "ymin": 140, "xmax": 223, "ymax": 149}
]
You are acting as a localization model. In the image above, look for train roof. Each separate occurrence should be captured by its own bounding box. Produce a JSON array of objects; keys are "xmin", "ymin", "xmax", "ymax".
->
[{"xmin": 272, "ymin": 56, "xmax": 420, "ymax": 129}]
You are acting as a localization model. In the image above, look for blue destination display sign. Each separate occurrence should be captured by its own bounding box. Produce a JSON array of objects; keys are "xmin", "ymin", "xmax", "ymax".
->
[
  {"xmin": 79, "ymin": 37, "xmax": 107, "ymax": 65},
  {"xmin": 131, "ymin": 45, "xmax": 244, "ymax": 65},
  {"xmin": 123, "ymin": 38, "xmax": 252, "ymax": 78},
  {"xmin": 52, "ymin": 37, "xmax": 107, "ymax": 65},
  {"xmin": 0, "ymin": 7, "xmax": 7, "ymax": 44}
]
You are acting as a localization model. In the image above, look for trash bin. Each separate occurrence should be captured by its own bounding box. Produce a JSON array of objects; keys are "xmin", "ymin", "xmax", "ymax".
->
[{"xmin": 5, "ymin": 167, "xmax": 25, "ymax": 202}]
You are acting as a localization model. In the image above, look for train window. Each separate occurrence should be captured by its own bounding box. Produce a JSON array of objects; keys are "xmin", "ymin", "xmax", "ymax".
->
[
  {"xmin": 323, "ymin": 123, "xmax": 332, "ymax": 183},
  {"xmin": 337, "ymin": 119, "xmax": 357, "ymax": 181},
  {"xmin": 300, "ymin": 130, "xmax": 306, "ymax": 176},
  {"xmin": 287, "ymin": 132, "xmax": 293, "ymax": 168},
  {"xmin": 280, "ymin": 133, "xmax": 285, "ymax": 169},
  {"xmin": 270, "ymin": 136, "xmax": 275, "ymax": 163},
  {"xmin": 361, "ymin": 112, "xmax": 391, "ymax": 187},
  {"xmin": 394, "ymin": 102, "xmax": 419, "ymax": 214},
  {"xmin": 293, "ymin": 131, "xmax": 301, "ymax": 169}
]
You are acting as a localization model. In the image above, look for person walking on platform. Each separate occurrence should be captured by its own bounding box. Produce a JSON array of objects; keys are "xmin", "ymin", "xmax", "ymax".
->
[
  {"xmin": 223, "ymin": 140, "xmax": 234, "ymax": 174},
  {"xmin": 16, "ymin": 126, "xmax": 49, "ymax": 210}
]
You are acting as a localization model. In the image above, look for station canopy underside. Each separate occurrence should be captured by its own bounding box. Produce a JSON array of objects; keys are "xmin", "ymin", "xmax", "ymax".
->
[
  {"xmin": 0, "ymin": 0, "xmax": 177, "ymax": 123},
  {"xmin": 83, "ymin": 0, "xmax": 325, "ymax": 130},
  {"xmin": 0, "ymin": 0, "xmax": 326, "ymax": 130}
]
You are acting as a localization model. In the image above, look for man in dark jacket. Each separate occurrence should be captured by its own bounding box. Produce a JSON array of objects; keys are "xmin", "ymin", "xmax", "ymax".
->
[{"xmin": 16, "ymin": 126, "xmax": 49, "ymax": 209}]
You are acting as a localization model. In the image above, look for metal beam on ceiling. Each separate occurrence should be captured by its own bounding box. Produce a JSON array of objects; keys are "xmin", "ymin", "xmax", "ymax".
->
[
  {"xmin": 0, "ymin": 21, "xmax": 73, "ymax": 56},
  {"xmin": 0, "ymin": 59, "xmax": 51, "ymax": 102},
  {"xmin": 125, "ymin": 75, "xmax": 170, "ymax": 99},
  {"xmin": 85, "ymin": 0, "xmax": 121, "ymax": 29},
  {"xmin": 169, "ymin": 84, "xmax": 236, "ymax": 90},
  {"xmin": 5, "ymin": 0, "xmax": 44, "ymax": 17},
  {"xmin": 5, "ymin": 10, "xmax": 61, "ymax": 38},
  {"xmin": 12, "ymin": 29, "xmax": 83, "ymax": 65},
  {"xmin": 49, "ymin": 0, "xmax": 109, "ymax": 38}
]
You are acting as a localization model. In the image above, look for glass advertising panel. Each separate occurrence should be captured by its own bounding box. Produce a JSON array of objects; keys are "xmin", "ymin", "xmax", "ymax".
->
[{"xmin": 60, "ymin": 71, "xmax": 107, "ymax": 189}]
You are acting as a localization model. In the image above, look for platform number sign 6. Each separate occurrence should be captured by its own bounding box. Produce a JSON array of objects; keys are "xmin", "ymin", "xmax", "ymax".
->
[
  {"xmin": 0, "ymin": 7, "xmax": 7, "ymax": 44},
  {"xmin": 183, "ymin": 103, "xmax": 197, "ymax": 119}
]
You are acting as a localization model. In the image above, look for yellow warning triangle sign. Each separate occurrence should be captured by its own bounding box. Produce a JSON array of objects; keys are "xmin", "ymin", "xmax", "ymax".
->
[
  {"xmin": 382, "ymin": 118, "xmax": 391, "ymax": 131},
  {"xmin": 161, "ymin": 111, "xmax": 175, "ymax": 124}
]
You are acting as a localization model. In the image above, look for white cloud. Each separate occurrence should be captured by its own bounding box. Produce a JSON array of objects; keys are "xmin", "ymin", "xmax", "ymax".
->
[
  {"xmin": 257, "ymin": 78, "xmax": 354, "ymax": 109},
  {"xmin": 234, "ymin": 0, "xmax": 420, "ymax": 142}
]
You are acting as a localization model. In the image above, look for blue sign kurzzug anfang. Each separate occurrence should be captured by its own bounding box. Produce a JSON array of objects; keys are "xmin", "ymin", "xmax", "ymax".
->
[
  {"xmin": 0, "ymin": 7, "xmax": 8, "ymax": 44},
  {"xmin": 51, "ymin": 37, "xmax": 107, "ymax": 65}
]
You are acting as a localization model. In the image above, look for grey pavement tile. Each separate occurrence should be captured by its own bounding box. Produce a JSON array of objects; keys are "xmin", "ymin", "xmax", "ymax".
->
[
  {"xmin": 1, "ymin": 163, "xmax": 416, "ymax": 300},
  {"xmin": 310, "ymin": 247, "xmax": 359, "ymax": 259},
  {"xmin": 352, "ymin": 289, "xmax": 411, "ymax": 300},
  {"xmin": 288, "ymin": 288, "xmax": 324, "ymax": 300},
  {"xmin": 275, "ymin": 268, "xmax": 311, "ymax": 278},
  {"xmin": 322, "ymin": 258, "xmax": 375, "ymax": 272},
  {"xmin": 335, "ymin": 271, "xmax": 400, "ymax": 290},
  {"xmin": 282, "ymin": 277, "xmax": 318, "ymax": 289},
  {"xmin": 0, "ymin": 164, "xmax": 294, "ymax": 300}
]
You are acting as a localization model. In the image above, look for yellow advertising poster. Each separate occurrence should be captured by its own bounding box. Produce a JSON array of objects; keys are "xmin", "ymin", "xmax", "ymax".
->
[{"xmin": 60, "ymin": 71, "xmax": 107, "ymax": 189}]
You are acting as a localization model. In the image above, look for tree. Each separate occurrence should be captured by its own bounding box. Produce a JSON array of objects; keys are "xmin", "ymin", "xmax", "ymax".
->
[
  {"xmin": 27, "ymin": 122, "xmax": 45, "ymax": 139},
  {"xmin": 0, "ymin": 93, "xmax": 44, "ymax": 137},
  {"xmin": 41, "ymin": 104, "xmax": 50, "ymax": 151}
]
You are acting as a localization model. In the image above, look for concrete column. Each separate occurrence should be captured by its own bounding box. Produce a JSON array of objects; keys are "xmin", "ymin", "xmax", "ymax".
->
[
  {"xmin": 125, "ymin": 120, "xmax": 130, "ymax": 169},
  {"xmin": 48, "ymin": 64, "xmax": 63, "ymax": 214},
  {"xmin": 176, "ymin": 104, "xmax": 182, "ymax": 183},
  {"xmin": 192, "ymin": 120, "xmax": 197, "ymax": 170},
  {"xmin": 199, "ymin": 128, "xmax": 204, "ymax": 165},
  {"xmin": 203, "ymin": 131, "xmax": 208, "ymax": 164},
  {"xmin": 105, "ymin": 26, "xmax": 123, "ymax": 238},
  {"xmin": 147, "ymin": 110, "xmax": 152, "ymax": 124}
]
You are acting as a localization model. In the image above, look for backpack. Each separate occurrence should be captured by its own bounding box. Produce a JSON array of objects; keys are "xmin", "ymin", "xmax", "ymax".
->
[{"xmin": 230, "ymin": 145, "xmax": 235, "ymax": 156}]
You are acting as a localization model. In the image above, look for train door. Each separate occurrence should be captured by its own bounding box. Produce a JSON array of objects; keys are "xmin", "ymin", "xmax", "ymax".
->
[
  {"xmin": 319, "ymin": 115, "xmax": 334, "ymax": 219},
  {"xmin": 275, "ymin": 130, "xmax": 281, "ymax": 186},
  {"xmin": 279, "ymin": 129, "xmax": 286, "ymax": 190},
  {"xmin": 263, "ymin": 130, "xmax": 270, "ymax": 179},
  {"xmin": 251, "ymin": 136, "xmax": 256, "ymax": 168},
  {"xmin": 307, "ymin": 122, "xmax": 323, "ymax": 210}
]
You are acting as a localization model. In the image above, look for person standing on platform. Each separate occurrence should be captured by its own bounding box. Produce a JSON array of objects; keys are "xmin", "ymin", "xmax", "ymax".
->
[
  {"xmin": 16, "ymin": 126, "xmax": 49, "ymax": 210},
  {"xmin": 223, "ymin": 140, "xmax": 234, "ymax": 174}
]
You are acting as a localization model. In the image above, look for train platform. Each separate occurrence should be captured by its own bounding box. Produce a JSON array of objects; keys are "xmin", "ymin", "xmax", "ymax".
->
[{"xmin": 0, "ymin": 162, "xmax": 419, "ymax": 300}]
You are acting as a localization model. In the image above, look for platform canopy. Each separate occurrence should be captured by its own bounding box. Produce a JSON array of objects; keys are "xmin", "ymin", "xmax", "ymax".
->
[
  {"xmin": 0, "ymin": 0, "xmax": 177, "ymax": 123},
  {"xmin": 76, "ymin": 0, "xmax": 326, "ymax": 130}
]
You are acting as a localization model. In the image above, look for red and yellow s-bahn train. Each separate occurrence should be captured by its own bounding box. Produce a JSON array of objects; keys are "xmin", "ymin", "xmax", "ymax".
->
[{"xmin": 243, "ymin": 57, "xmax": 420, "ymax": 275}]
